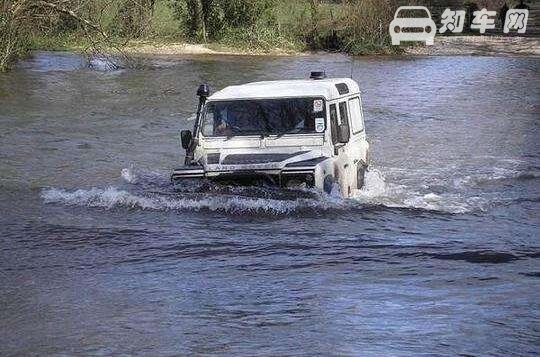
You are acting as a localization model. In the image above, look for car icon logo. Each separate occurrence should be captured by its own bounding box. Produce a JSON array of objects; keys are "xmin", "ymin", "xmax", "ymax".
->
[{"xmin": 389, "ymin": 6, "xmax": 436, "ymax": 46}]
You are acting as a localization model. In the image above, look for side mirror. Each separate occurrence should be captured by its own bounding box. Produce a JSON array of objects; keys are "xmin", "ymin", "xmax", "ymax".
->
[
  {"xmin": 180, "ymin": 130, "xmax": 192, "ymax": 149},
  {"xmin": 337, "ymin": 124, "xmax": 350, "ymax": 143}
]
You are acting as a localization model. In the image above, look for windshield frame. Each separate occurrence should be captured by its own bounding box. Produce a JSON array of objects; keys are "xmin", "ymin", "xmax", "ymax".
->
[{"xmin": 199, "ymin": 96, "xmax": 327, "ymax": 138}]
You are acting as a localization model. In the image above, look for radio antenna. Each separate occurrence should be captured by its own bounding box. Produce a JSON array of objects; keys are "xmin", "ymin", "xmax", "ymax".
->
[{"xmin": 349, "ymin": 58, "xmax": 354, "ymax": 79}]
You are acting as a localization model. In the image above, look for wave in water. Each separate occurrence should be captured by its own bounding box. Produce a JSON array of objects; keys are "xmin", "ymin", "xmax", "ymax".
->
[
  {"xmin": 39, "ymin": 167, "xmax": 491, "ymax": 215},
  {"xmin": 453, "ymin": 167, "xmax": 540, "ymax": 189},
  {"xmin": 41, "ymin": 186, "xmax": 348, "ymax": 214},
  {"xmin": 352, "ymin": 170, "xmax": 485, "ymax": 214}
]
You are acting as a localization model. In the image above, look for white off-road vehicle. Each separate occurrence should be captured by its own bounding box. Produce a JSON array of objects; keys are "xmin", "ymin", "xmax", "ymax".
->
[{"xmin": 172, "ymin": 72, "xmax": 369, "ymax": 197}]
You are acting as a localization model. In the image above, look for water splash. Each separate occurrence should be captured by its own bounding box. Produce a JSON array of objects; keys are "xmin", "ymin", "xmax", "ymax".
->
[
  {"xmin": 352, "ymin": 169, "xmax": 483, "ymax": 214},
  {"xmin": 41, "ymin": 186, "xmax": 346, "ymax": 214},
  {"xmin": 121, "ymin": 167, "xmax": 137, "ymax": 184},
  {"xmin": 42, "ymin": 166, "xmax": 507, "ymax": 215}
]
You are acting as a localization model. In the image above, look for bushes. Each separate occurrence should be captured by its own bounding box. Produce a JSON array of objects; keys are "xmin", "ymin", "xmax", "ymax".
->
[
  {"xmin": 167, "ymin": 0, "xmax": 299, "ymax": 50},
  {"xmin": 216, "ymin": 0, "xmax": 298, "ymax": 51},
  {"xmin": 291, "ymin": 1, "xmax": 345, "ymax": 51},
  {"xmin": 218, "ymin": 23, "xmax": 298, "ymax": 52},
  {"xmin": 0, "ymin": 0, "xmax": 30, "ymax": 71},
  {"xmin": 166, "ymin": 0, "xmax": 396, "ymax": 53},
  {"xmin": 0, "ymin": 0, "xmax": 136, "ymax": 72},
  {"xmin": 110, "ymin": 0, "xmax": 155, "ymax": 37},
  {"xmin": 292, "ymin": 0, "xmax": 397, "ymax": 54},
  {"xmin": 168, "ymin": 0, "xmax": 274, "ymax": 42},
  {"xmin": 339, "ymin": 0, "xmax": 397, "ymax": 54},
  {"xmin": 0, "ymin": 0, "xmax": 400, "ymax": 71}
]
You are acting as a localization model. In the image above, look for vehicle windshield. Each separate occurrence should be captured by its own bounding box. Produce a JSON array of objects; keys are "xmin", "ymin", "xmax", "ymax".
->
[{"xmin": 201, "ymin": 98, "xmax": 326, "ymax": 137}]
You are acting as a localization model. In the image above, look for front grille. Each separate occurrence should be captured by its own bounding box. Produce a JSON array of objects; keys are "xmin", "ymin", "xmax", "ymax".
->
[{"xmin": 221, "ymin": 151, "xmax": 308, "ymax": 165}]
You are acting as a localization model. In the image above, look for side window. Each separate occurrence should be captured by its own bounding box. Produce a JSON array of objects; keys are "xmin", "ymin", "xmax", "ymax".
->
[
  {"xmin": 348, "ymin": 97, "xmax": 364, "ymax": 134},
  {"xmin": 329, "ymin": 104, "xmax": 339, "ymax": 144},
  {"xmin": 338, "ymin": 102, "xmax": 349, "ymax": 128}
]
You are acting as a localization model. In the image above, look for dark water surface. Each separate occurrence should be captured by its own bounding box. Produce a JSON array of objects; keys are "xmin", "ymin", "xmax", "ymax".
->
[{"xmin": 1, "ymin": 52, "xmax": 539, "ymax": 356}]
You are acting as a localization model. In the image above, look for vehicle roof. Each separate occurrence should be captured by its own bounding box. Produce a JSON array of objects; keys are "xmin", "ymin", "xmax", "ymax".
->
[{"xmin": 208, "ymin": 78, "xmax": 360, "ymax": 101}]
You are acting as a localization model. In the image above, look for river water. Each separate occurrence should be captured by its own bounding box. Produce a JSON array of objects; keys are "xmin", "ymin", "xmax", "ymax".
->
[{"xmin": 0, "ymin": 51, "xmax": 538, "ymax": 355}]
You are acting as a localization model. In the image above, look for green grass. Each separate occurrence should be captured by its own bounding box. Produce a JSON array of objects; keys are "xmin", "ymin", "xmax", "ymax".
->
[
  {"xmin": 147, "ymin": 0, "xmax": 183, "ymax": 39},
  {"xmin": 28, "ymin": 33, "xmax": 91, "ymax": 51}
]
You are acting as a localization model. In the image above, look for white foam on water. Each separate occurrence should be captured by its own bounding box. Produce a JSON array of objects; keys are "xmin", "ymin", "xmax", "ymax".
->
[
  {"xmin": 121, "ymin": 168, "xmax": 137, "ymax": 184},
  {"xmin": 43, "ymin": 166, "xmax": 502, "ymax": 215},
  {"xmin": 88, "ymin": 56, "xmax": 122, "ymax": 71},
  {"xmin": 41, "ymin": 187, "xmax": 346, "ymax": 214},
  {"xmin": 352, "ymin": 169, "xmax": 480, "ymax": 214}
]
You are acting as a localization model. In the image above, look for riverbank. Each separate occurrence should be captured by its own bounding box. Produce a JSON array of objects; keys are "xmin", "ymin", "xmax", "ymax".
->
[
  {"xmin": 405, "ymin": 36, "xmax": 540, "ymax": 57},
  {"xmin": 123, "ymin": 36, "xmax": 540, "ymax": 57},
  {"xmin": 123, "ymin": 41, "xmax": 300, "ymax": 56},
  {"xmin": 26, "ymin": 34, "xmax": 540, "ymax": 60}
]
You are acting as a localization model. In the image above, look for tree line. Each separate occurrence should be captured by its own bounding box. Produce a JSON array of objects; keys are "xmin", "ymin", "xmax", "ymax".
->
[{"xmin": 1, "ymin": 0, "xmax": 398, "ymax": 71}]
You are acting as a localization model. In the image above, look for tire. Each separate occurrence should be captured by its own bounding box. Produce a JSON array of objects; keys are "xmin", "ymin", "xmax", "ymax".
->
[
  {"xmin": 357, "ymin": 165, "xmax": 366, "ymax": 189},
  {"xmin": 323, "ymin": 175, "xmax": 334, "ymax": 194}
]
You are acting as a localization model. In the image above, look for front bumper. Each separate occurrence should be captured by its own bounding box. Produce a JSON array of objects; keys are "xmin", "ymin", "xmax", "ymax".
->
[{"xmin": 171, "ymin": 166, "xmax": 315, "ymax": 188}]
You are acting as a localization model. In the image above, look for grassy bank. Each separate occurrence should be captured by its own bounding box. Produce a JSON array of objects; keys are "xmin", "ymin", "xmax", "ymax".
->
[
  {"xmin": 1, "ymin": 0, "xmax": 399, "ymax": 71},
  {"xmin": 28, "ymin": 34, "xmax": 92, "ymax": 52}
]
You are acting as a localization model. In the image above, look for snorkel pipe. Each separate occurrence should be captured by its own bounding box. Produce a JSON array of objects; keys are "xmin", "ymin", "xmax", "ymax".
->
[{"xmin": 184, "ymin": 83, "xmax": 209, "ymax": 165}]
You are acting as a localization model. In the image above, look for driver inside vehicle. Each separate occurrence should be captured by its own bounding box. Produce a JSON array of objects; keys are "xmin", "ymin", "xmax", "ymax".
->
[
  {"xmin": 214, "ymin": 107, "xmax": 234, "ymax": 136},
  {"xmin": 213, "ymin": 102, "xmax": 267, "ymax": 136}
]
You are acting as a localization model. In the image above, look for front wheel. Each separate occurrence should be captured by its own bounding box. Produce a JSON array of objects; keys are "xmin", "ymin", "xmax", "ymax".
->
[
  {"xmin": 357, "ymin": 165, "xmax": 366, "ymax": 189},
  {"xmin": 323, "ymin": 175, "xmax": 335, "ymax": 194}
]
